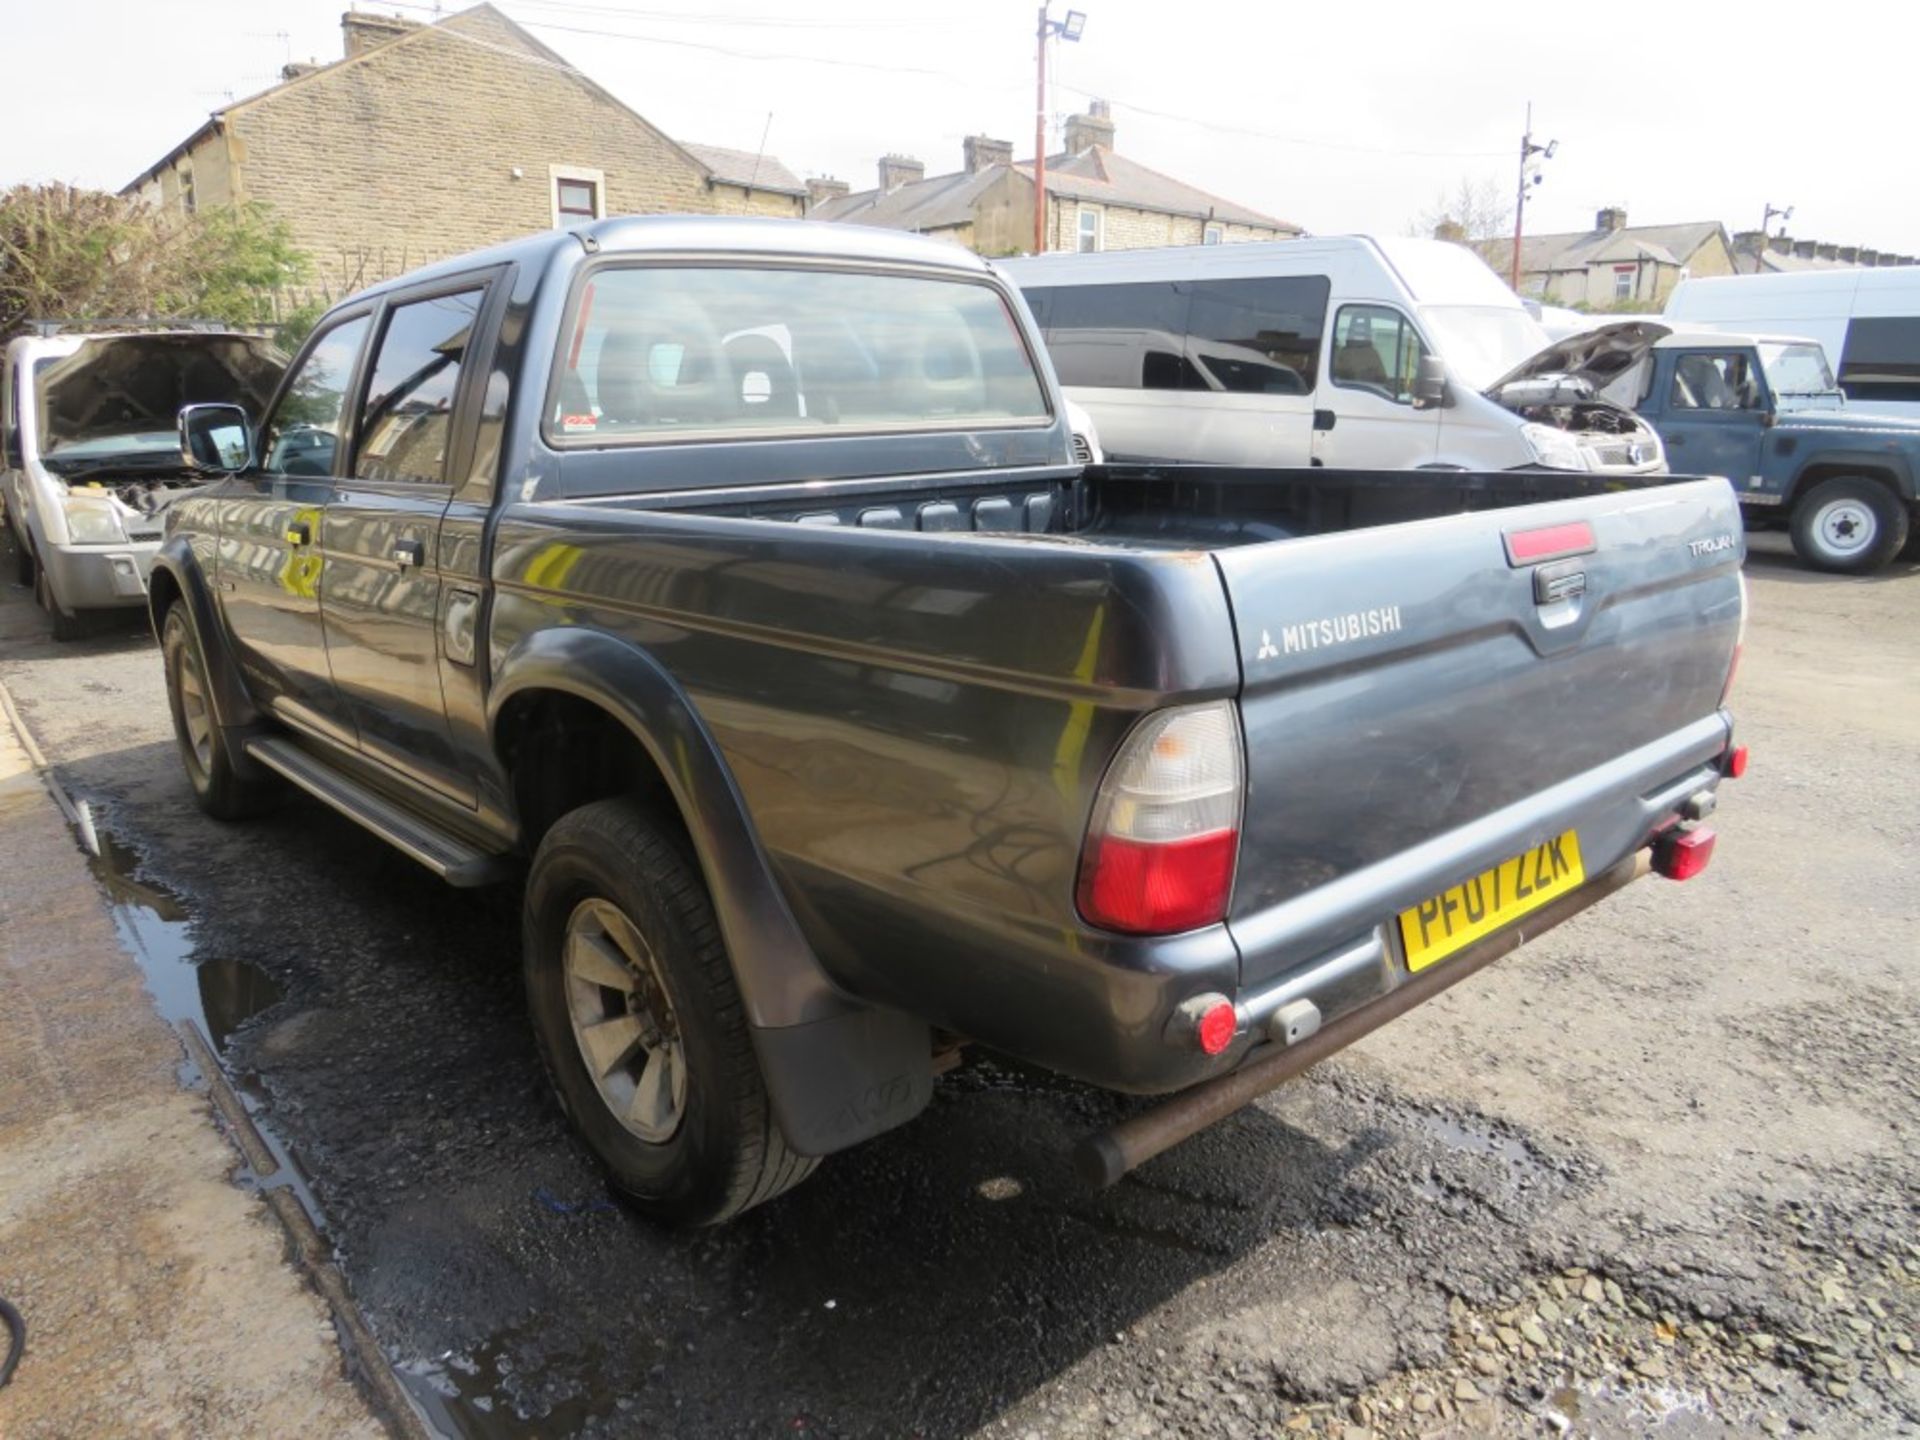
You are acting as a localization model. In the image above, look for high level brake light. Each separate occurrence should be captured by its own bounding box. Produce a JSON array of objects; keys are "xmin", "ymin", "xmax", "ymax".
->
[{"xmin": 1077, "ymin": 702, "xmax": 1243, "ymax": 935}]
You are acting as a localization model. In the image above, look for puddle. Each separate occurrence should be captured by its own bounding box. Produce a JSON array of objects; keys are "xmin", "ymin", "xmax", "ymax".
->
[
  {"xmin": 86, "ymin": 819, "xmax": 285, "ymax": 1049},
  {"xmin": 1412, "ymin": 1110, "xmax": 1538, "ymax": 1166},
  {"xmin": 73, "ymin": 801, "xmax": 325, "ymax": 1223},
  {"xmin": 396, "ymin": 1327, "xmax": 624, "ymax": 1438}
]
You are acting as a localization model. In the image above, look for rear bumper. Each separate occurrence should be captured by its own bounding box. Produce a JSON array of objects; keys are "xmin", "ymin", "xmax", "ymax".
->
[{"xmin": 37, "ymin": 540, "xmax": 156, "ymax": 613}]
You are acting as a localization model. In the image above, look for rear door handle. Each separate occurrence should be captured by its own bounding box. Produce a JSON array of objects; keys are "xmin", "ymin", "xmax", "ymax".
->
[{"xmin": 391, "ymin": 539, "xmax": 426, "ymax": 568}]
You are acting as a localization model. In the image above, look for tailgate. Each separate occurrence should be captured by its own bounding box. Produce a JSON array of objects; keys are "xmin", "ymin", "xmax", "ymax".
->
[{"xmin": 1218, "ymin": 477, "xmax": 1743, "ymax": 979}]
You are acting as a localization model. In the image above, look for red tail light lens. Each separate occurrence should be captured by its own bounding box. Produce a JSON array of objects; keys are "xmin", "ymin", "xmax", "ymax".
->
[
  {"xmin": 1654, "ymin": 826, "xmax": 1716, "ymax": 881},
  {"xmin": 1504, "ymin": 520, "xmax": 1596, "ymax": 566},
  {"xmin": 1725, "ymin": 745, "xmax": 1749, "ymax": 779},
  {"xmin": 1076, "ymin": 702, "xmax": 1243, "ymax": 935},
  {"xmin": 1721, "ymin": 572, "xmax": 1749, "ymax": 704}
]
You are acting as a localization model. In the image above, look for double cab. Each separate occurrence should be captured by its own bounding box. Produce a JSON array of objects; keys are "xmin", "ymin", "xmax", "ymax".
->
[{"xmin": 153, "ymin": 218, "xmax": 1746, "ymax": 1224}]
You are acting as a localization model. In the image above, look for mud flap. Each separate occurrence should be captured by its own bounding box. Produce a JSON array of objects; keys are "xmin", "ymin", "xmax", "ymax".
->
[{"xmin": 752, "ymin": 1006, "xmax": 933, "ymax": 1157}]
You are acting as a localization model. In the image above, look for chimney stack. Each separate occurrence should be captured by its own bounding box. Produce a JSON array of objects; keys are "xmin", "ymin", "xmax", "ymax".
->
[
  {"xmin": 878, "ymin": 154, "xmax": 924, "ymax": 192},
  {"xmin": 1064, "ymin": 100, "xmax": 1115, "ymax": 155},
  {"xmin": 1595, "ymin": 206, "xmax": 1628, "ymax": 232},
  {"xmin": 341, "ymin": 10, "xmax": 417, "ymax": 58},
  {"xmin": 963, "ymin": 135, "xmax": 1013, "ymax": 175},
  {"xmin": 805, "ymin": 176, "xmax": 849, "ymax": 211},
  {"xmin": 1793, "ymin": 239, "xmax": 1817, "ymax": 259},
  {"xmin": 1432, "ymin": 218, "xmax": 1467, "ymax": 243}
]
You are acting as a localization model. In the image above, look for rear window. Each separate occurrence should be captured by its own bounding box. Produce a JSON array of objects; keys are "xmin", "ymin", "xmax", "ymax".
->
[{"xmin": 548, "ymin": 266, "xmax": 1050, "ymax": 443}]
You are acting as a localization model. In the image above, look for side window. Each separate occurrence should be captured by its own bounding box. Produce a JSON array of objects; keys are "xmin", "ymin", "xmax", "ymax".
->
[
  {"xmin": 1330, "ymin": 304, "xmax": 1426, "ymax": 403},
  {"xmin": 1186, "ymin": 277, "xmax": 1329, "ymax": 395},
  {"xmin": 1, "ymin": 363, "xmax": 16, "ymax": 470},
  {"xmin": 353, "ymin": 289, "xmax": 484, "ymax": 485},
  {"xmin": 1045, "ymin": 282, "xmax": 1201, "ymax": 390},
  {"xmin": 1669, "ymin": 352, "xmax": 1760, "ymax": 411},
  {"xmin": 259, "ymin": 315, "xmax": 372, "ymax": 477},
  {"xmin": 1837, "ymin": 317, "xmax": 1920, "ymax": 403}
]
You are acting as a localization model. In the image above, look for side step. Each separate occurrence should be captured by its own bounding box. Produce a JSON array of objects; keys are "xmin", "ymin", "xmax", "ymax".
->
[{"xmin": 245, "ymin": 736, "xmax": 510, "ymax": 887}]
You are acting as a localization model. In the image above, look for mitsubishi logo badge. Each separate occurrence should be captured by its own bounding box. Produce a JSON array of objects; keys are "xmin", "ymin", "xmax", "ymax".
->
[{"xmin": 1256, "ymin": 630, "xmax": 1280, "ymax": 660}]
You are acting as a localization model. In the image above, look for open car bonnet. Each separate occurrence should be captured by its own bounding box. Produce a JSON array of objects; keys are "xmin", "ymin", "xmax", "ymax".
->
[{"xmin": 1486, "ymin": 320, "xmax": 1672, "ymax": 398}]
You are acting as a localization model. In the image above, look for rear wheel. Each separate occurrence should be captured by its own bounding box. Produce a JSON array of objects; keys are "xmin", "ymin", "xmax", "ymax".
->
[
  {"xmin": 1789, "ymin": 477, "xmax": 1908, "ymax": 575},
  {"xmin": 523, "ymin": 798, "xmax": 816, "ymax": 1225},
  {"xmin": 162, "ymin": 604, "xmax": 276, "ymax": 818}
]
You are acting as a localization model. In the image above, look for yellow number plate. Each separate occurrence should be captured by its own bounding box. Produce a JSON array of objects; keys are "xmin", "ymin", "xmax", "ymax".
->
[{"xmin": 1397, "ymin": 830, "xmax": 1585, "ymax": 973}]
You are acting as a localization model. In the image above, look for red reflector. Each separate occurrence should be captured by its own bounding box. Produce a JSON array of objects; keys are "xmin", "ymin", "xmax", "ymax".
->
[
  {"xmin": 1078, "ymin": 830, "xmax": 1237, "ymax": 935},
  {"xmin": 1725, "ymin": 745, "xmax": 1749, "ymax": 779},
  {"xmin": 1655, "ymin": 826, "xmax": 1716, "ymax": 881},
  {"xmin": 1196, "ymin": 1000, "xmax": 1238, "ymax": 1056},
  {"xmin": 1504, "ymin": 520, "xmax": 1596, "ymax": 566}
]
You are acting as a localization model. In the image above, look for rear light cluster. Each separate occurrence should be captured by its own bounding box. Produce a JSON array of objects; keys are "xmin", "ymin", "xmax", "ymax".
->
[
  {"xmin": 1721, "ymin": 571, "xmax": 1749, "ymax": 705},
  {"xmin": 1076, "ymin": 701, "xmax": 1243, "ymax": 935},
  {"xmin": 1654, "ymin": 826, "xmax": 1716, "ymax": 881}
]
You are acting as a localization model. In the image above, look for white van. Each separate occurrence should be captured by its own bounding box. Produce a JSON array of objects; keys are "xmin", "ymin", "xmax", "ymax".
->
[
  {"xmin": 1664, "ymin": 268, "xmax": 1920, "ymax": 421},
  {"xmin": 997, "ymin": 236, "xmax": 1666, "ymax": 475}
]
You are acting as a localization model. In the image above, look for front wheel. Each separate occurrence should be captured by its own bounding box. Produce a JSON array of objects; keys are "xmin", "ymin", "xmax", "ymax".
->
[
  {"xmin": 34, "ymin": 561, "xmax": 83, "ymax": 641},
  {"xmin": 162, "ymin": 604, "xmax": 276, "ymax": 818},
  {"xmin": 523, "ymin": 798, "xmax": 816, "ymax": 1226},
  {"xmin": 1789, "ymin": 477, "xmax": 1908, "ymax": 575}
]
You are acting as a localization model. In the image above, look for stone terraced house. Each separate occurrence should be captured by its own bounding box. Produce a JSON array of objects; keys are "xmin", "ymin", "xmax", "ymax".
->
[
  {"xmin": 125, "ymin": 4, "xmax": 806, "ymax": 304},
  {"xmin": 809, "ymin": 102, "xmax": 1299, "ymax": 257}
]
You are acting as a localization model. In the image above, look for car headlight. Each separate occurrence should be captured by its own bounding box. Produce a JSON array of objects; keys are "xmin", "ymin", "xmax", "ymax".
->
[
  {"xmin": 1520, "ymin": 422, "xmax": 1592, "ymax": 472},
  {"xmin": 63, "ymin": 497, "xmax": 129, "ymax": 544}
]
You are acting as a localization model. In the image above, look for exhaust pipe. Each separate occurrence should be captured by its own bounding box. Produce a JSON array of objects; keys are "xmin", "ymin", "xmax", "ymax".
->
[{"xmin": 1074, "ymin": 851, "xmax": 1649, "ymax": 1187}]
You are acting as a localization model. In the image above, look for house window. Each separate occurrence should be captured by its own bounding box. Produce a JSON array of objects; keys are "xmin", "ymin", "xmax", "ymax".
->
[
  {"xmin": 176, "ymin": 161, "xmax": 196, "ymax": 214},
  {"xmin": 549, "ymin": 165, "xmax": 606, "ymax": 228},
  {"xmin": 1613, "ymin": 266, "xmax": 1636, "ymax": 301},
  {"xmin": 1077, "ymin": 207, "xmax": 1102, "ymax": 253},
  {"xmin": 1203, "ymin": 223, "xmax": 1224, "ymax": 246}
]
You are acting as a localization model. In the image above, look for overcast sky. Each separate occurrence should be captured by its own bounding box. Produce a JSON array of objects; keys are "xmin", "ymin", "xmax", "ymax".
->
[{"xmin": 3, "ymin": 0, "xmax": 1913, "ymax": 252}]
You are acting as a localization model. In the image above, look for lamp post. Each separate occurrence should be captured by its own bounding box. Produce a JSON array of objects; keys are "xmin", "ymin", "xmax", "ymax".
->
[
  {"xmin": 1508, "ymin": 102, "xmax": 1557, "ymax": 293},
  {"xmin": 1033, "ymin": 6, "xmax": 1087, "ymax": 255}
]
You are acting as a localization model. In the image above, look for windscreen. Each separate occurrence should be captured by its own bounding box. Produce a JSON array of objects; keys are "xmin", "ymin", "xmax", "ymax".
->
[
  {"xmin": 1757, "ymin": 341, "xmax": 1837, "ymax": 397},
  {"xmin": 1416, "ymin": 305, "xmax": 1551, "ymax": 391},
  {"xmin": 33, "ymin": 334, "xmax": 285, "ymax": 472},
  {"xmin": 550, "ymin": 266, "xmax": 1050, "ymax": 442}
]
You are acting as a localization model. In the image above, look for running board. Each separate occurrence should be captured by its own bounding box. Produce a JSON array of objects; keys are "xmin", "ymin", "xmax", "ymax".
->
[{"xmin": 245, "ymin": 737, "xmax": 509, "ymax": 887}]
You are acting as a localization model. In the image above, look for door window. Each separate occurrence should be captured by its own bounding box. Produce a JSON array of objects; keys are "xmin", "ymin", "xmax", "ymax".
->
[
  {"xmin": 1330, "ymin": 305, "xmax": 1427, "ymax": 403},
  {"xmin": 1669, "ymin": 352, "xmax": 1762, "ymax": 411},
  {"xmin": 354, "ymin": 290, "xmax": 483, "ymax": 485},
  {"xmin": 259, "ymin": 315, "xmax": 372, "ymax": 476}
]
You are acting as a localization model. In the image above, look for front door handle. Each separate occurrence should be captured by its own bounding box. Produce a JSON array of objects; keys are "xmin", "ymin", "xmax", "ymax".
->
[
  {"xmin": 391, "ymin": 539, "xmax": 426, "ymax": 568},
  {"xmin": 285, "ymin": 520, "xmax": 311, "ymax": 546}
]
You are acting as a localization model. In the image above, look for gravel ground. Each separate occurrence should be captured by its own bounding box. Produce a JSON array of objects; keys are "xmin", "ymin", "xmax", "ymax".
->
[{"xmin": 0, "ymin": 529, "xmax": 1913, "ymax": 1439}]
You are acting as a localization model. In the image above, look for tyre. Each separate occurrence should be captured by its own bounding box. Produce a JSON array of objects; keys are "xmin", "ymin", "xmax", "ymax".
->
[
  {"xmin": 523, "ymin": 798, "xmax": 816, "ymax": 1225},
  {"xmin": 33, "ymin": 561, "xmax": 84, "ymax": 641},
  {"xmin": 161, "ymin": 603, "xmax": 276, "ymax": 819},
  {"xmin": 12, "ymin": 534, "xmax": 32, "ymax": 588},
  {"xmin": 1789, "ymin": 477, "xmax": 1908, "ymax": 575}
]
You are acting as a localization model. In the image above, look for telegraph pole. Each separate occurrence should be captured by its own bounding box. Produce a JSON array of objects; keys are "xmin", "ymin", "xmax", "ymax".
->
[
  {"xmin": 1032, "ymin": 6, "xmax": 1086, "ymax": 255},
  {"xmin": 1034, "ymin": 6, "xmax": 1048, "ymax": 255},
  {"xmin": 1509, "ymin": 103, "xmax": 1556, "ymax": 292}
]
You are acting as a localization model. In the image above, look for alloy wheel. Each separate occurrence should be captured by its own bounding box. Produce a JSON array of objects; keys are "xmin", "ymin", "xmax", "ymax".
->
[{"xmin": 562, "ymin": 897, "xmax": 688, "ymax": 1143}]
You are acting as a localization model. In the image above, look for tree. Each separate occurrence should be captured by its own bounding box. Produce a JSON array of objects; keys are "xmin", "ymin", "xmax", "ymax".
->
[
  {"xmin": 1412, "ymin": 175, "xmax": 1513, "ymax": 244},
  {"xmin": 0, "ymin": 183, "xmax": 311, "ymax": 341}
]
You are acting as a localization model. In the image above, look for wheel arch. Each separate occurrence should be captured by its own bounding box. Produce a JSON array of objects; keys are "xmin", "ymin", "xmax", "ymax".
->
[
  {"xmin": 1786, "ymin": 454, "xmax": 1914, "ymax": 511},
  {"xmin": 148, "ymin": 538, "xmax": 260, "ymax": 731},
  {"xmin": 488, "ymin": 627, "xmax": 933, "ymax": 1156}
]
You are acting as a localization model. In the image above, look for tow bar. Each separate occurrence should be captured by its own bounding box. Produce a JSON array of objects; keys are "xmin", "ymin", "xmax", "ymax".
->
[{"xmin": 1074, "ymin": 850, "xmax": 1650, "ymax": 1187}]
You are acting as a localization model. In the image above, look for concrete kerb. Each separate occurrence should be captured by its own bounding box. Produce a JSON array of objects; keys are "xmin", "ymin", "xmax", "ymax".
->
[{"xmin": 0, "ymin": 679, "xmax": 424, "ymax": 1440}]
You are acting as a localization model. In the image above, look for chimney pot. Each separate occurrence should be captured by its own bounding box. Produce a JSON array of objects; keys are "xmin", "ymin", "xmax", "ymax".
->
[
  {"xmin": 1064, "ymin": 102, "xmax": 1117, "ymax": 156},
  {"xmin": 341, "ymin": 10, "xmax": 417, "ymax": 59},
  {"xmin": 878, "ymin": 154, "xmax": 924, "ymax": 192},
  {"xmin": 963, "ymin": 135, "xmax": 1013, "ymax": 175}
]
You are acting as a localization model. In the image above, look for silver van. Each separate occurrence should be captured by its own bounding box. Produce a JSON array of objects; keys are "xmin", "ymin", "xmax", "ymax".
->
[
  {"xmin": 2, "ymin": 327, "xmax": 283, "ymax": 637},
  {"xmin": 999, "ymin": 236, "xmax": 1665, "ymax": 476}
]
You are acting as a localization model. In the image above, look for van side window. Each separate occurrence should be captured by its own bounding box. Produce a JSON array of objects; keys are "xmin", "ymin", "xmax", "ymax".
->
[
  {"xmin": 1331, "ymin": 305, "xmax": 1426, "ymax": 404},
  {"xmin": 1183, "ymin": 277, "xmax": 1328, "ymax": 395},
  {"xmin": 1669, "ymin": 352, "xmax": 1761, "ymax": 411},
  {"xmin": 1837, "ymin": 317, "xmax": 1920, "ymax": 403},
  {"xmin": 1043, "ymin": 282, "xmax": 1203, "ymax": 391}
]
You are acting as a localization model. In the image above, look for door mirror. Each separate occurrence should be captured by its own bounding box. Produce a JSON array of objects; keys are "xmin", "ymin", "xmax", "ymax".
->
[
  {"xmin": 1412, "ymin": 355, "xmax": 1448, "ymax": 409},
  {"xmin": 178, "ymin": 403, "xmax": 252, "ymax": 474}
]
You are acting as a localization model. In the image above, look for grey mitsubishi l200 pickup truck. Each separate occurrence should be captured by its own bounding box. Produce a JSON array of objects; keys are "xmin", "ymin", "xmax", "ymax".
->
[{"xmin": 154, "ymin": 218, "xmax": 1748, "ymax": 1224}]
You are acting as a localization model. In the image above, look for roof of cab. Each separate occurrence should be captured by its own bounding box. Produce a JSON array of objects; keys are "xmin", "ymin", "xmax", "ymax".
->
[{"xmin": 346, "ymin": 216, "xmax": 998, "ymax": 303}]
